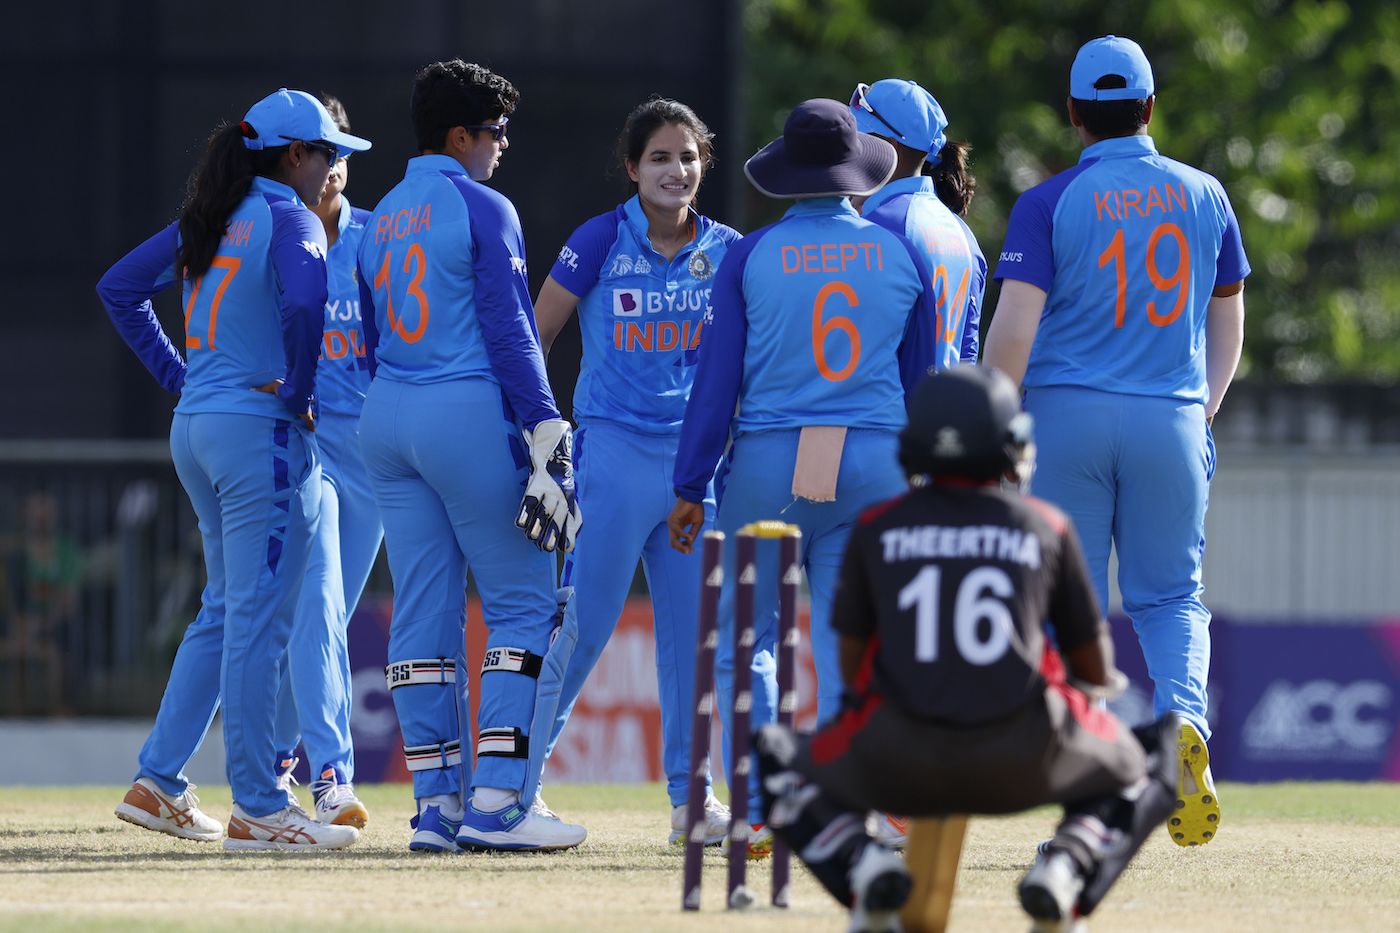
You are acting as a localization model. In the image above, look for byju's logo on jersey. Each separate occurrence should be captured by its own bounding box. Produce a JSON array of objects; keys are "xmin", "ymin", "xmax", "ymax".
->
[
  {"xmin": 613, "ymin": 288, "xmax": 643, "ymax": 317},
  {"xmin": 1242, "ymin": 678, "xmax": 1393, "ymax": 761}
]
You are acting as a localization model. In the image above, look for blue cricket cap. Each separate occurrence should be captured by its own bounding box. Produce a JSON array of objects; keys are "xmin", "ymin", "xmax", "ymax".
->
[
  {"xmin": 240, "ymin": 88, "xmax": 371, "ymax": 158},
  {"xmin": 1070, "ymin": 35, "xmax": 1155, "ymax": 101},
  {"xmin": 849, "ymin": 79, "xmax": 948, "ymax": 166}
]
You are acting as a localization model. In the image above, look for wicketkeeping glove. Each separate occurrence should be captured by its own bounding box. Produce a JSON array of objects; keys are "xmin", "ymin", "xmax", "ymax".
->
[{"xmin": 516, "ymin": 419, "xmax": 582, "ymax": 553}]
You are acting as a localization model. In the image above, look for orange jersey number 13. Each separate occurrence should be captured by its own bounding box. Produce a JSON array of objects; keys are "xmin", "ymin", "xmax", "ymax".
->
[
  {"xmin": 183, "ymin": 256, "xmax": 242, "ymax": 350},
  {"xmin": 374, "ymin": 243, "xmax": 431, "ymax": 343}
]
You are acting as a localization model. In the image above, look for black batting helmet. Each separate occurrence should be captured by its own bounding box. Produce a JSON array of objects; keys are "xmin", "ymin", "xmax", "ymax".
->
[{"xmin": 899, "ymin": 366, "xmax": 1034, "ymax": 481}]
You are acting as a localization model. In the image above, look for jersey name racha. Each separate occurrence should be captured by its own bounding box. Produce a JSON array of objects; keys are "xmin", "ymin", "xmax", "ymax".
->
[{"xmin": 879, "ymin": 523, "xmax": 1042, "ymax": 569}]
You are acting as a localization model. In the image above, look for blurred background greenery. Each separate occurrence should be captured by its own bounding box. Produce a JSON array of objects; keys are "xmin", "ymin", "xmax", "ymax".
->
[{"xmin": 742, "ymin": 0, "xmax": 1400, "ymax": 380}]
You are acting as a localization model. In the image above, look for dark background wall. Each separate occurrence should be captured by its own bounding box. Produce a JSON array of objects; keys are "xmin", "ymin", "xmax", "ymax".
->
[{"xmin": 2, "ymin": 0, "xmax": 743, "ymax": 439}]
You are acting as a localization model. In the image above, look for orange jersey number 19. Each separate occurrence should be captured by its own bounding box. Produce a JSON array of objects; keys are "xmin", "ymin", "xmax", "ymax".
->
[{"xmin": 1098, "ymin": 222, "xmax": 1191, "ymax": 329}]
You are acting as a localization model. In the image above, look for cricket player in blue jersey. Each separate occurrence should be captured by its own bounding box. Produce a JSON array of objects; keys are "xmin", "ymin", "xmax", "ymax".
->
[
  {"xmin": 98, "ymin": 88, "xmax": 371, "ymax": 850},
  {"xmin": 668, "ymin": 99, "xmax": 938, "ymax": 852},
  {"xmin": 357, "ymin": 60, "xmax": 585, "ymax": 852},
  {"xmin": 270, "ymin": 94, "xmax": 384, "ymax": 828},
  {"xmin": 850, "ymin": 79, "xmax": 985, "ymax": 369},
  {"xmin": 984, "ymin": 36, "xmax": 1248, "ymax": 848},
  {"xmin": 532, "ymin": 98, "xmax": 740, "ymax": 846}
]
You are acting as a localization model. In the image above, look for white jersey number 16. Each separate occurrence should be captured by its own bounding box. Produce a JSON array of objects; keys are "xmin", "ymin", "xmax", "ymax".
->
[{"xmin": 898, "ymin": 565, "xmax": 1014, "ymax": 665}]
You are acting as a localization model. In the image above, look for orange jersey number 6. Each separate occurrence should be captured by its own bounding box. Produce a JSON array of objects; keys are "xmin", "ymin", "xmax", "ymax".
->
[{"xmin": 812, "ymin": 281, "xmax": 861, "ymax": 382}]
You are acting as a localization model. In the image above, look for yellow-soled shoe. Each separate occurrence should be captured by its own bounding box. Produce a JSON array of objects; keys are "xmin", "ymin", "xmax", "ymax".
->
[
  {"xmin": 1169, "ymin": 721, "xmax": 1220, "ymax": 846},
  {"xmin": 746, "ymin": 823, "xmax": 774, "ymax": 860}
]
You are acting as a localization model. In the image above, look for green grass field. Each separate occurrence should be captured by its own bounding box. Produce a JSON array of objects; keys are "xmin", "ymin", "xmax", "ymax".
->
[{"xmin": 2, "ymin": 783, "xmax": 1397, "ymax": 932}]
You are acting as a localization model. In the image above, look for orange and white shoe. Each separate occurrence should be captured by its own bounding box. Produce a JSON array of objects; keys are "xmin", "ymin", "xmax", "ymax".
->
[
  {"xmin": 115, "ymin": 778, "xmax": 222, "ymax": 842},
  {"xmin": 746, "ymin": 823, "xmax": 774, "ymax": 860},
  {"xmin": 310, "ymin": 767, "xmax": 369, "ymax": 829},
  {"xmin": 867, "ymin": 812, "xmax": 909, "ymax": 850},
  {"xmin": 224, "ymin": 803, "xmax": 360, "ymax": 851}
]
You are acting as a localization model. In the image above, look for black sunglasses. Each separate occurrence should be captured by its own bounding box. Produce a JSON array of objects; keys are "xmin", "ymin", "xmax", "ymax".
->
[
  {"xmin": 849, "ymin": 83, "xmax": 906, "ymax": 141},
  {"xmin": 301, "ymin": 140, "xmax": 341, "ymax": 163},
  {"xmin": 466, "ymin": 118, "xmax": 509, "ymax": 142}
]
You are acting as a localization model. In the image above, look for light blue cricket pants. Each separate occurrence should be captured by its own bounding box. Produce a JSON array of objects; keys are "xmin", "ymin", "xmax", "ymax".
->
[
  {"xmin": 546, "ymin": 420, "xmax": 712, "ymax": 808},
  {"xmin": 714, "ymin": 427, "xmax": 906, "ymax": 813},
  {"xmin": 272, "ymin": 411, "xmax": 384, "ymax": 781},
  {"xmin": 359, "ymin": 376, "xmax": 558, "ymax": 800},
  {"xmin": 1024, "ymin": 385, "xmax": 1215, "ymax": 739},
  {"xmin": 136, "ymin": 413, "xmax": 320, "ymax": 817}
]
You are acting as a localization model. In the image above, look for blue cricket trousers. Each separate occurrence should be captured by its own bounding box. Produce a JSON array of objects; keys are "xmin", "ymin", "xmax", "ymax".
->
[
  {"xmin": 713, "ymin": 427, "xmax": 906, "ymax": 812},
  {"xmin": 272, "ymin": 410, "xmax": 384, "ymax": 781},
  {"xmin": 137, "ymin": 413, "xmax": 320, "ymax": 817},
  {"xmin": 1024, "ymin": 385, "xmax": 1215, "ymax": 739},
  {"xmin": 359, "ymin": 376, "xmax": 558, "ymax": 800}
]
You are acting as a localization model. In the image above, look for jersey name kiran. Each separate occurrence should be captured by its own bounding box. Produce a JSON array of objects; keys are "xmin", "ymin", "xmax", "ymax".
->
[
  {"xmin": 1092, "ymin": 182, "xmax": 1189, "ymax": 222},
  {"xmin": 879, "ymin": 523, "xmax": 1042, "ymax": 570}
]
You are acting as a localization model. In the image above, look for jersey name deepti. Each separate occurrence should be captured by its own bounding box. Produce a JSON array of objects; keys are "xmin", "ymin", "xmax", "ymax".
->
[
  {"xmin": 779, "ymin": 241, "xmax": 884, "ymax": 274},
  {"xmin": 879, "ymin": 523, "xmax": 1043, "ymax": 570}
]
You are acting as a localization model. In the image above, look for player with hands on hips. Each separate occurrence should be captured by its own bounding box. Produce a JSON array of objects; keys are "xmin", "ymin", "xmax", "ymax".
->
[
  {"xmin": 98, "ymin": 88, "xmax": 371, "ymax": 850},
  {"xmin": 356, "ymin": 60, "xmax": 585, "ymax": 853},
  {"xmin": 983, "ymin": 35, "xmax": 1248, "ymax": 847},
  {"xmin": 668, "ymin": 98, "xmax": 939, "ymax": 855},
  {"xmin": 532, "ymin": 98, "xmax": 741, "ymax": 846},
  {"xmin": 267, "ymin": 94, "xmax": 385, "ymax": 830},
  {"xmin": 752, "ymin": 366, "xmax": 1180, "ymax": 933},
  {"xmin": 849, "ymin": 78, "xmax": 985, "ymax": 370}
]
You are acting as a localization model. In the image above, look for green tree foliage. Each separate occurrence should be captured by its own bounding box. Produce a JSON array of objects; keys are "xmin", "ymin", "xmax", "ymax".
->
[{"xmin": 743, "ymin": 0, "xmax": 1400, "ymax": 379}]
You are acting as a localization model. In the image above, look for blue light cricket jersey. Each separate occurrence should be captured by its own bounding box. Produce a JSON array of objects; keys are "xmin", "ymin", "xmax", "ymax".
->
[
  {"xmin": 673, "ymin": 197, "xmax": 937, "ymax": 502},
  {"xmin": 548, "ymin": 195, "xmax": 741, "ymax": 434},
  {"xmin": 995, "ymin": 135, "xmax": 1250, "ymax": 402},
  {"xmin": 357, "ymin": 155, "xmax": 557, "ymax": 428},
  {"xmin": 862, "ymin": 176, "xmax": 986, "ymax": 369},
  {"xmin": 96, "ymin": 177, "xmax": 328, "ymax": 418},
  {"xmin": 316, "ymin": 198, "xmax": 372, "ymax": 416}
]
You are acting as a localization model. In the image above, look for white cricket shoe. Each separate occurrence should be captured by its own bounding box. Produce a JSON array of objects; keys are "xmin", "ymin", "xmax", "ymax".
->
[
  {"xmin": 669, "ymin": 792, "xmax": 730, "ymax": 846},
  {"xmin": 310, "ymin": 769, "xmax": 369, "ymax": 829},
  {"xmin": 224, "ymin": 803, "xmax": 359, "ymax": 851},
  {"xmin": 455, "ymin": 798, "xmax": 586, "ymax": 851},
  {"xmin": 1019, "ymin": 850, "xmax": 1085, "ymax": 931},
  {"xmin": 115, "ymin": 778, "xmax": 223, "ymax": 842},
  {"xmin": 866, "ymin": 811, "xmax": 910, "ymax": 850},
  {"xmin": 847, "ymin": 842, "xmax": 911, "ymax": 933}
]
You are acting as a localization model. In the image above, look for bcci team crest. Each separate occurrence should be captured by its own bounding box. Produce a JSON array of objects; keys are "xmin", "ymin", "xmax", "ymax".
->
[{"xmin": 687, "ymin": 250, "xmax": 713, "ymax": 281}]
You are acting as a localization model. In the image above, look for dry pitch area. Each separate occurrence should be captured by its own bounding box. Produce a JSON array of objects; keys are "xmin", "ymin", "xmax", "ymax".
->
[{"xmin": 1, "ymin": 782, "xmax": 1397, "ymax": 932}]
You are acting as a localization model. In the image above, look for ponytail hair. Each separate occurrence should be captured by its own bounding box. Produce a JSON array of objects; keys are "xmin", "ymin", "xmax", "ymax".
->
[
  {"xmin": 178, "ymin": 122, "xmax": 283, "ymax": 281},
  {"xmin": 923, "ymin": 139, "xmax": 976, "ymax": 217}
]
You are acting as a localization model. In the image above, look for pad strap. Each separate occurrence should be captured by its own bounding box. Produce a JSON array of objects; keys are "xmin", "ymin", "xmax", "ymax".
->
[
  {"xmin": 482, "ymin": 646, "xmax": 545, "ymax": 678},
  {"xmin": 403, "ymin": 739, "xmax": 462, "ymax": 772},
  {"xmin": 478, "ymin": 726, "xmax": 529, "ymax": 759},
  {"xmin": 386, "ymin": 658, "xmax": 456, "ymax": 689}
]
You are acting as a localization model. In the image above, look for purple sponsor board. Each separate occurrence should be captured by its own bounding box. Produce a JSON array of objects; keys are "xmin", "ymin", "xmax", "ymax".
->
[{"xmin": 1107, "ymin": 615, "xmax": 1400, "ymax": 782}]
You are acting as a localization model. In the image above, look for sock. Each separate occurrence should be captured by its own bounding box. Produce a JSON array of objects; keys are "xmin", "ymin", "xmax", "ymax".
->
[
  {"xmin": 472, "ymin": 787, "xmax": 518, "ymax": 813},
  {"xmin": 421, "ymin": 794, "xmax": 463, "ymax": 822}
]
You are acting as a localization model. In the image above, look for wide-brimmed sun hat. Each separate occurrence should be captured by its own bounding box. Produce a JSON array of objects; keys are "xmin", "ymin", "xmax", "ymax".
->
[{"xmin": 744, "ymin": 98, "xmax": 897, "ymax": 199}]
